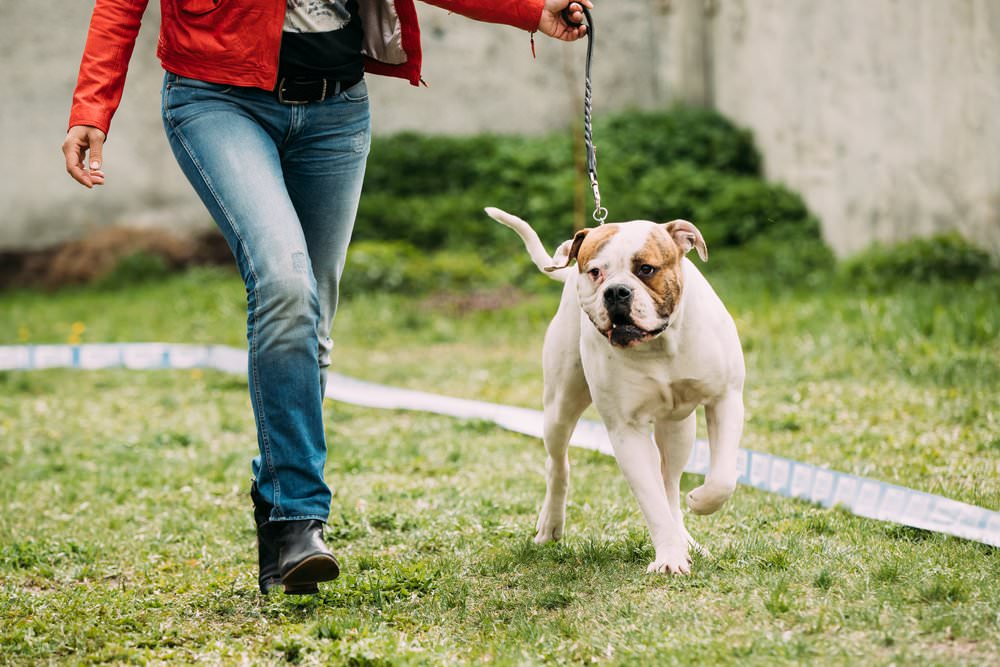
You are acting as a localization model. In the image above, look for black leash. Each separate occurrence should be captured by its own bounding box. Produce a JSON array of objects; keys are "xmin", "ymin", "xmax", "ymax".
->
[{"xmin": 564, "ymin": 6, "xmax": 607, "ymax": 224}]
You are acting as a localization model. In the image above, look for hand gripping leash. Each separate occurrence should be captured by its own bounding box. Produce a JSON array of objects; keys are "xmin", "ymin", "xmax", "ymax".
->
[{"xmin": 564, "ymin": 6, "xmax": 607, "ymax": 224}]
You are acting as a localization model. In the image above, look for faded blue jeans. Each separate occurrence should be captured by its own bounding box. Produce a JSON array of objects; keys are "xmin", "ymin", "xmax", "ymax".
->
[{"xmin": 161, "ymin": 72, "xmax": 370, "ymax": 522}]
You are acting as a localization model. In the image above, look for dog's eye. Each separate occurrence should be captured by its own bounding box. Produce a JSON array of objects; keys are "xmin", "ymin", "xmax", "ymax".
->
[
  {"xmin": 588, "ymin": 267, "xmax": 601, "ymax": 280},
  {"xmin": 637, "ymin": 264, "xmax": 657, "ymax": 277}
]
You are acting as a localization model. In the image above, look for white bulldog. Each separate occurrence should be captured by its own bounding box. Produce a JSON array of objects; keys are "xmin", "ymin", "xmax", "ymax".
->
[{"xmin": 485, "ymin": 207, "xmax": 745, "ymax": 575}]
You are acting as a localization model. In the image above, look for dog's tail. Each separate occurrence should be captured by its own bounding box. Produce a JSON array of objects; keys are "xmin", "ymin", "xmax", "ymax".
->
[{"xmin": 484, "ymin": 207, "xmax": 572, "ymax": 283}]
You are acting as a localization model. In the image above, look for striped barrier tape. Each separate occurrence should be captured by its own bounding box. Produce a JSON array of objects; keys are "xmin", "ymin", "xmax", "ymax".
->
[{"xmin": 1, "ymin": 343, "xmax": 997, "ymax": 548}]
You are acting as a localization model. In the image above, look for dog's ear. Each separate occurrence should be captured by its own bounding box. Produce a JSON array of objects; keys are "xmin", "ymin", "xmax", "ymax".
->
[
  {"xmin": 664, "ymin": 220, "xmax": 708, "ymax": 262},
  {"xmin": 545, "ymin": 229, "xmax": 589, "ymax": 272},
  {"xmin": 550, "ymin": 239, "xmax": 574, "ymax": 266}
]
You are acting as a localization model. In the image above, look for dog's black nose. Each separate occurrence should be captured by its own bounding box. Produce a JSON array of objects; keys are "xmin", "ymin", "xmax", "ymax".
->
[
  {"xmin": 604, "ymin": 285, "xmax": 633, "ymax": 322},
  {"xmin": 604, "ymin": 284, "xmax": 633, "ymax": 306}
]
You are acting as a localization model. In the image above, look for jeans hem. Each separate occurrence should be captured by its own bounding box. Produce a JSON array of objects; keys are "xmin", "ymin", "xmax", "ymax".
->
[{"xmin": 267, "ymin": 515, "xmax": 328, "ymax": 523}]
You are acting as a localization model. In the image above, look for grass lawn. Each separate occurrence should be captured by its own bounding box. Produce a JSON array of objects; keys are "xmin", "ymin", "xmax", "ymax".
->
[{"xmin": 1, "ymin": 259, "xmax": 997, "ymax": 665}]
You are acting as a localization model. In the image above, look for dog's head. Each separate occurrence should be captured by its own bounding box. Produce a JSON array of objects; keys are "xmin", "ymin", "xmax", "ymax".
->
[{"xmin": 555, "ymin": 220, "xmax": 708, "ymax": 347}]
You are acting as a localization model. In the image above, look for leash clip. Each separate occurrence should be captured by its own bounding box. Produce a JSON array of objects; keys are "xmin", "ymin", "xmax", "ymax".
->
[{"xmin": 589, "ymin": 171, "xmax": 607, "ymax": 224}]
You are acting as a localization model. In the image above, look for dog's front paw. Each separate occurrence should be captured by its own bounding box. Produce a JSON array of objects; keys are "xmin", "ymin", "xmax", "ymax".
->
[
  {"xmin": 686, "ymin": 478, "xmax": 737, "ymax": 515},
  {"xmin": 534, "ymin": 506, "xmax": 565, "ymax": 544},
  {"xmin": 646, "ymin": 545, "xmax": 692, "ymax": 575}
]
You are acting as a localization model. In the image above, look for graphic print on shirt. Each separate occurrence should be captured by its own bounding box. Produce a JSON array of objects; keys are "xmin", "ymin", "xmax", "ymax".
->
[{"xmin": 284, "ymin": 0, "xmax": 352, "ymax": 33}]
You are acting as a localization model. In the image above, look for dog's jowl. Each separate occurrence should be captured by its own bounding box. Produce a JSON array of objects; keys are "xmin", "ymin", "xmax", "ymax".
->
[{"xmin": 486, "ymin": 207, "xmax": 745, "ymax": 575}]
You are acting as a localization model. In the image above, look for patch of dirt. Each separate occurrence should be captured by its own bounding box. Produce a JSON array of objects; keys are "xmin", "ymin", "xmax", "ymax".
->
[{"xmin": 0, "ymin": 227, "xmax": 232, "ymax": 290}]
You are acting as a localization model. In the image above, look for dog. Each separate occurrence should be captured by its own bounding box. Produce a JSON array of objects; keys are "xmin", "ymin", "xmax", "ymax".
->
[{"xmin": 485, "ymin": 207, "xmax": 745, "ymax": 574}]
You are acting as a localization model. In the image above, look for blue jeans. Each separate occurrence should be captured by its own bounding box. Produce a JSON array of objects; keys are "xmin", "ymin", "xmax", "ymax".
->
[{"xmin": 161, "ymin": 72, "xmax": 371, "ymax": 522}]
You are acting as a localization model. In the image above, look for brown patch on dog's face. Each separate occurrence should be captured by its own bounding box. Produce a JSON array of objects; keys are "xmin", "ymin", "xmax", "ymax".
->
[
  {"xmin": 573, "ymin": 225, "xmax": 620, "ymax": 271},
  {"xmin": 631, "ymin": 226, "xmax": 684, "ymax": 319}
]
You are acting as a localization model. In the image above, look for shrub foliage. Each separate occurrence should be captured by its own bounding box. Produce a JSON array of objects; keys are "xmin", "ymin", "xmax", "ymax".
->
[
  {"xmin": 356, "ymin": 107, "xmax": 782, "ymax": 253},
  {"xmin": 839, "ymin": 234, "xmax": 996, "ymax": 291},
  {"xmin": 351, "ymin": 107, "xmax": 830, "ymax": 293}
]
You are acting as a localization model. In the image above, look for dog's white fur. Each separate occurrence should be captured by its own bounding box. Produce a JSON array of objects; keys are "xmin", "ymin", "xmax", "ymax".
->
[{"xmin": 485, "ymin": 207, "xmax": 745, "ymax": 574}]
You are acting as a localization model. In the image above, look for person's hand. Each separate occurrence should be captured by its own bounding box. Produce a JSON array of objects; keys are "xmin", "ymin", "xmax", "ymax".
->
[
  {"xmin": 538, "ymin": 0, "xmax": 593, "ymax": 41},
  {"xmin": 62, "ymin": 125, "xmax": 106, "ymax": 188}
]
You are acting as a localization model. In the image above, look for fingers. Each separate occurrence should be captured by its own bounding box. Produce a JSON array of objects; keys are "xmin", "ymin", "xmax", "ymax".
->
[
  {"xmin": 88, "ymin": 133, "xmax": 105, "ymax": 181},
  {"xmin": 560, "ymin": 2, "xmax": 592, "ymax": 41},
  {"xmin": 561, "ymin": 3, "xmax": 584, "ymax": 26},
  {"xmin": 62, "ymin": 126, "xmax": 106, "ymax": 189},
  {"xmin": 567, "ymin": 1, "xmax": 590, "ymax": 24},
  {"xmin": 539, "ymin": 0, "xmax": 592, "ymax": 41},
  {"xmin": 63, "ymin": 138, "xmax": 92, "ymax": 188}
]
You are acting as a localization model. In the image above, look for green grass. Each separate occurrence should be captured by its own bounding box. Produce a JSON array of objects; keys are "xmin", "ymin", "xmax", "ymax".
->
[{"xmin": 1, "ymin": 261, "xmax": 998, "ymax": 665}]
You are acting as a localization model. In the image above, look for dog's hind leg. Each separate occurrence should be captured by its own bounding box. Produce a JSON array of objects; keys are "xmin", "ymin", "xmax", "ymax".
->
[
  {"xmin": 654, "ymin": 413, "xmax": 706, "ymax": 556},
  {"xmin": 535, "ymin": 307, "xmax": 591, "ymax": 544},
  {"xmin": 687, "ymin": 390, "xmax": 743, "ymax": 515}
]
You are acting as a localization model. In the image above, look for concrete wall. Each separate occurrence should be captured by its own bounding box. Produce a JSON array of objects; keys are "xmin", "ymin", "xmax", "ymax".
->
[
  {"xmin": 707, "ymin": 0, "xmax": 1000, "ymax": 256},
  {"xmin": 1, "ymin": 2, "xmax": 207, "ymax": 251},
  {"xmin": 3, "ymin": 0, "xmax": 998, "ymax": 257}
]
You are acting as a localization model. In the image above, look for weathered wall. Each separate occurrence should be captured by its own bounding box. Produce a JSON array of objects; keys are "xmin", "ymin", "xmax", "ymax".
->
[
  {"xmin": 367, "ymin": 0, "xmax": 664, "ymax": 135},
  {"xmin": 1, "ymin": 3, "xmax": 207, "ymax": 251},
  {"xmin": 708, "ymin": 0, "xmax": 1000, "ymax": 256},
  {"xmin": 2, "ymin": 0, "xmax": 998, "ymax": 257}
]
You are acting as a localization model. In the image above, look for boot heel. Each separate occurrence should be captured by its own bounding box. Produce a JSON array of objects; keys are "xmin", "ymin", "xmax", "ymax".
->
[{"xmin": 283, "ymin": 581, "xmax": 321, "ymax": 595}]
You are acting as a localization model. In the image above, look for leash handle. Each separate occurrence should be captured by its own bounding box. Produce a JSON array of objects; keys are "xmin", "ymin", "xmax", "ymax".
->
[
  {"xmin": 571, "ymin": 7, "xmax": 607, "ymax": 224},
  {"xmin": 560, "ymin": 6, "xmax": 584, "ymax": 28}
]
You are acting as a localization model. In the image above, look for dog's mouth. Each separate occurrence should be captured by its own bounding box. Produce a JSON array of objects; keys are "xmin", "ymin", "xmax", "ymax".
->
[{"xmin": 605, "ymin": 316, "xmax": 669, "ymax": 347}]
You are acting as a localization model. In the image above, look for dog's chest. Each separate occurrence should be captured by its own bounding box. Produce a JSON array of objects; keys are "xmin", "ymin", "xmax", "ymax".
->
[
  {"xmin": 630, "ymin": 368, "xmax": 713, "ymax": 421},
  {"xmin": 592, "ymin": 346, "xmax": 717, "ymax": 422}
]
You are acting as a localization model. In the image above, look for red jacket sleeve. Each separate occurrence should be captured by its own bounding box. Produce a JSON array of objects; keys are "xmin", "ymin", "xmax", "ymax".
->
[
  {"xmin": 421, "ymin": 0, "xmax": 545, "ymax": 33},
  {"xmin": 68, "ymin": 0, "xmax": 150, "ymax": 136}
]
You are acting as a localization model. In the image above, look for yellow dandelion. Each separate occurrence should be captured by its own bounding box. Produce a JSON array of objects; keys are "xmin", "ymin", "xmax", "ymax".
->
[
  {"xmin": 68, "ymin": 321, "xmax": 86, "ymax": 345},
  {"xmin": 17, "ymin": 326, "xmax": 30, "ymax": 342}
]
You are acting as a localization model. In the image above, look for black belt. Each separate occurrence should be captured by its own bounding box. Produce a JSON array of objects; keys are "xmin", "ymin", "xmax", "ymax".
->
[{"xmin": 275, "ymin": 75, "xmax": 362, "ymax": 104}]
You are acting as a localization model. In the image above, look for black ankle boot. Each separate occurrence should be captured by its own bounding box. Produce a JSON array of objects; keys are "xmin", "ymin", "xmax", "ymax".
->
[
  {"xmin": 250, "ymin": 483, "xmax": 321, "ymax": 595},
  {"xmin": 269, "ymin": 519, "xmax": 340, "ymax": 590}
]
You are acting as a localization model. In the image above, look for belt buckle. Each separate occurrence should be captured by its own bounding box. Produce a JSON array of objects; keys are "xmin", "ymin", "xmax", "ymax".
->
[{"xmin": 277, "ymin": 77, "xmax": 328, "ymax": 105}]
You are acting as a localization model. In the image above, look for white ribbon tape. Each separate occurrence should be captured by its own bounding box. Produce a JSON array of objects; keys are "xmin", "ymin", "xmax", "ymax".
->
[{"xmin": 2, "ymin": 343, "xmax": 997, "ymax": 548}]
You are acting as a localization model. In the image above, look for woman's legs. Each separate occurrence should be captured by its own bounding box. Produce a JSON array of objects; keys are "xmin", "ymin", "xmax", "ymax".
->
[{"xmin": 161, "ymin": 74, "xmax": 369, "ymax": 524}]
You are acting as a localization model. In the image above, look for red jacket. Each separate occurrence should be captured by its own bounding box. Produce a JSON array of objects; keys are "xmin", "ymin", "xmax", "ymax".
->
[{"xmin": 70, "ymin": 0, "xmax": 545, "ymax": 135}]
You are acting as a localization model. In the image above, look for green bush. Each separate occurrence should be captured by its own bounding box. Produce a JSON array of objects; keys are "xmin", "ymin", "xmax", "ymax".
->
[
  {"xmin": 340, "ymin": 241, "xmax": 420, "ymax": 295},
  {"xmin": 707, "ymin": 236, "xmax": 836, "ymax": 290},
  {"xmin": 609, "ymin": 163, "xmax": 715, "ymax": 224},
  {"xmin": 358, "ymin": 131, "xmax": 578, "ymax": 252},
  {"xmin": 341, "ymin": 241, "xmax": 497, "ymax": 296},
  {"xmin": 357, "ymin": 165, "xmax": 820, "ymax": 259},
  {"xmin": 363, "ymin": 133, "xmax": 503, "ymax": 198},
  {"xmin": 595, "ymin": 107, "xmax": 762, "ymax": 179},
  {"xmin": 839, "ymin": 234, "xmax": 996, "ymax": 290},
  {"xmin": 695, "ymin": 177, "xmax": 818, "ymax": 247},
  {"xmin": 363, "ymin": 107, "xmax": 757, "ymax": 202},
  {"xmin": 606, "ymin": 163, "xmax": 818, "ymax": 248},
  {"xmin": 356, "ymin": 191, "xmax": 501, "ymax": 249},
  {"xmin": 97, "ymin": 251, "xmax": 173, "ymax": 289},
  {"xmin": 358, "ymin": 107, "xmax": 777, "ymax": 256}
]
